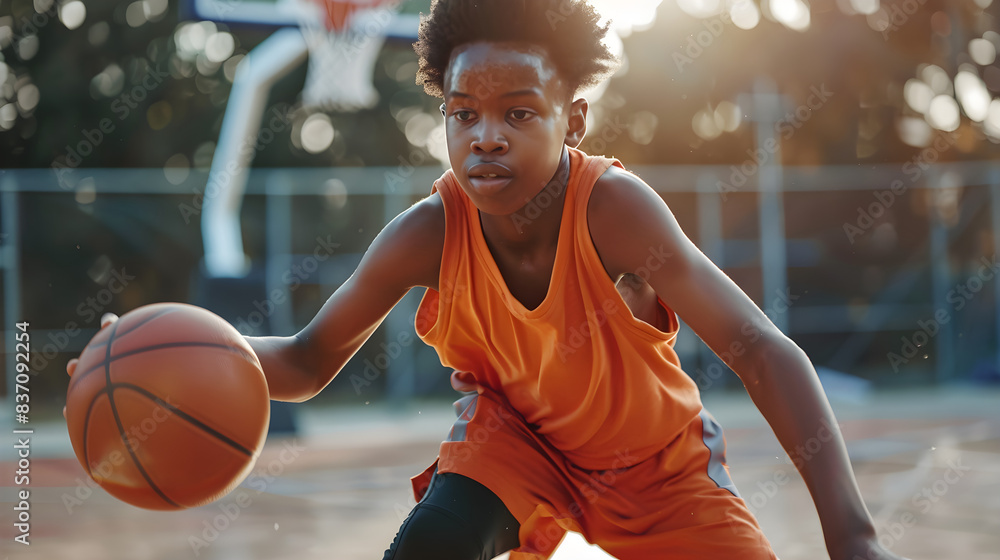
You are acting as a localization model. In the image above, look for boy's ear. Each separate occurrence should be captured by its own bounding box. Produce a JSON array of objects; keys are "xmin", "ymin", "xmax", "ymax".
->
[{"xmin": 564, "ymin": 97, "xmax": 589, "ymax": 148}]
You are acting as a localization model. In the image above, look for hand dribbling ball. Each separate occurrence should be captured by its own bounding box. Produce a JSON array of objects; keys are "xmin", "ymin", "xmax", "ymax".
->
[{"xmin": 65, "ymin": 303, "xmax": 270, "ymax": 510}]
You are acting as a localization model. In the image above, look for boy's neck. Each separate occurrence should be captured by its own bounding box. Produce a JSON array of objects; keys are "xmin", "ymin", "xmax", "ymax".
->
[{"xmin": 478, "ymin": 148, "xmax": 571, "ymax": 253}]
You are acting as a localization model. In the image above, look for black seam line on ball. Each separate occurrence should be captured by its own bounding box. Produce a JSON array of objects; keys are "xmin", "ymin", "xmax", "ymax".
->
[
  {"xmin": 104, "ymin": 320, "xmax": 180, "ymax": 509},
  {"xmin": 72, "ymin": 341, "xmax": 258, "ymax": 388},
  {"xmin": 110, "ymin": 382, "xmax": 255, "ymax": 458},
  {"xmin": 70, "ymin": 308, "xmax": 179, "ymax": 393},
  {"xmin": 83, "ymin": 308, "xmax": 178, "ymax": 351},
  {"xmin": 81, "ymin": 387, "xmax": 102, "ymax": 478},
  {"xmin": 76, "ymin": 310, "xmax": 176, "ymax": 476}
]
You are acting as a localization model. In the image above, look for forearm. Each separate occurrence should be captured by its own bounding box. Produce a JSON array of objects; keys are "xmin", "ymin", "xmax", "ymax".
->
[
  {"xmin": 245, "ymin": 334, "xmax": 321, "ymax": 403},
  {"xmin": 743, "ymin": 340, "xmax": 875, "ymax": 554},
  {"xmin": 246, "ymin": 311, "xmax": 384, "ymax": 403}
]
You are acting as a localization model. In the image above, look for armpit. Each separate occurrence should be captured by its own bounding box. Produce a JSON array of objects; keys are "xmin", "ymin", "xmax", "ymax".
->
[{"xmin": 616, "ymin": 273, "xmax": 674, "ymax": 333}]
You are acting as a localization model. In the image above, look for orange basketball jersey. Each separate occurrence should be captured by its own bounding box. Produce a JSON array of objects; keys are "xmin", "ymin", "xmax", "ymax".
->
[{"xmin": 415, "ymin": 147, "xmax": 704, "ymax": 470}]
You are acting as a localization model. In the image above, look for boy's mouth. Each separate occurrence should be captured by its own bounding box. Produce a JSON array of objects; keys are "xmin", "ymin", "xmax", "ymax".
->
[
  {"xmin": 467, "ymin": 162, "xmax": 514, "ymax": 194},
  {"xmin": 468, "ymin": 162, "xmax": 513, "ymax": 179}
]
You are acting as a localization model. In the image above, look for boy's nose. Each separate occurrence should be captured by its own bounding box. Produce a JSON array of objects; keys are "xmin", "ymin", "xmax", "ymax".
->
[{"xmin": 470, "ymin": 122, "xmax": 508, "ymax": 154}]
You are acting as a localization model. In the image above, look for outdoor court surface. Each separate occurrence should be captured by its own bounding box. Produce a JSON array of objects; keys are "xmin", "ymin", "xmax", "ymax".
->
[{"xmin": 3, "ymin": 386, "xmax": 998, "ymax": 560}]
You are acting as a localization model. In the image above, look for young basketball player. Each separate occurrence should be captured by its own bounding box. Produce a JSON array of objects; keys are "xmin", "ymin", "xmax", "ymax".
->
[{"xmin": 66, "ymin": 1, "xmax": 911, "ymax": 558}]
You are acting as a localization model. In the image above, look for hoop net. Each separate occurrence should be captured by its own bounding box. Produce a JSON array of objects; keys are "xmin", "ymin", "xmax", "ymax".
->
[{"xmin": 296, "ymin": 0, "xmax": 401, "ymax": 112}]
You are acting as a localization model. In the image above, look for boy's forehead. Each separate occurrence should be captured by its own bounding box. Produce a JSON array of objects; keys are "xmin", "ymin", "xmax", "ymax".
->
[{"xmin": 444, "ymin": 42, "xmax": 563, "ymax": 98}]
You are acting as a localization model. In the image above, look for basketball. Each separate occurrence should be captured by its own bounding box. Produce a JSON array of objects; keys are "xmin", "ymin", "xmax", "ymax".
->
[{"xmin": 65, "ymin": 302, "xmax": 270, "ymax": 510}]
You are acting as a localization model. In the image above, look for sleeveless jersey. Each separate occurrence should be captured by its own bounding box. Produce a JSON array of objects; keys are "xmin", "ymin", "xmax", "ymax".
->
[{"xmin": 415, "ymin": 147, "xmax": 703, "ymax": 469}]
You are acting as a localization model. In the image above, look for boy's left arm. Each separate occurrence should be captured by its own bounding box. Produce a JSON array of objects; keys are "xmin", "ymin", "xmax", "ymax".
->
[{"xmin": 589, "ymin": 168, "xmax": 908, "ymax": 560}]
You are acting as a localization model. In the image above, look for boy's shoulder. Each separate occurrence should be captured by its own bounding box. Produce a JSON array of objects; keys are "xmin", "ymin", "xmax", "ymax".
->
[
  {"xmin": 373, "ymin": 192, "xmax": 445, "ymax": 291},
  {"xmin": 402, "ymin": 190, "xmax": 446, "ymax": 232},
  {"xmin": 588, "ymin": 160, "xmax": 675, "ymax": 278},
  {"xmin": 589, "ymin": 161, "xmax": 661, "ymax": 224},
  {"xmin": 398, "ymin": 190, "xmax": 446, "ymax": 250}
]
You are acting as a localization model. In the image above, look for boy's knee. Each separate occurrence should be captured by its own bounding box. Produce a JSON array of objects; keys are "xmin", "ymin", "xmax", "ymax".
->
[{"xmin": 383, "ymin": 504, "xmax": 484, "ymax": 560}]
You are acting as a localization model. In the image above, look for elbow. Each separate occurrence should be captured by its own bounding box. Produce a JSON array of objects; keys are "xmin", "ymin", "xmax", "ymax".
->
[
  {"xmin": 277, "ymin": 392, "xmax": 313, "ymax": 404},
  {"xmin": 296, "ymin": 332, "xmax": 343, "ymax": 402},
  {"xmin": 268, "ymin": 333, "xmax": 325, "ymax": 403},
  {"xmin": 279, "ymin": 377, "xmax": 328, "ymax": 404},
  {"xmin": 269, "ymin": 384, "xmax": 318, "ymax": 406},
  {"xmin": 739, "ymin": 332, "xmax": 806, "ymax": 390},
  {"xmin": 295, "ymin": 332, "xmax": 328, "ymax": 402}
]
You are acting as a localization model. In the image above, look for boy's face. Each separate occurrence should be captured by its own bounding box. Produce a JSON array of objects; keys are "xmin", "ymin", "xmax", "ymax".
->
[{"xmin": 442, "ymin": 41, "xmax": 586, "ymax": 216}]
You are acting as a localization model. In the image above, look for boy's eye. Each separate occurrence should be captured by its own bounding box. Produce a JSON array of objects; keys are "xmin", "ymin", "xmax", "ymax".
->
[
  {"xmin": 455, "ymin": 110, "xmax": 474, "ymax": 122},
  {"xmin": 510, "ymin": 109, "xmax": 533, "ymax": 121}
]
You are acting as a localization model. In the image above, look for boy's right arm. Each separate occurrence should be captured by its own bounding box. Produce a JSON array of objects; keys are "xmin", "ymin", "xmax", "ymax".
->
[
  {"xmin": 248, "ymin": 194, "xmax": 444, "ymax": 402},
  {"xmin": 64, "ymin": 194, "xmax": 444, "ymax": 409}
]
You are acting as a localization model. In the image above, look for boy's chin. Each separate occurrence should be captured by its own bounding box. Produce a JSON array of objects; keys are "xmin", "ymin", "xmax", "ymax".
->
[{"xmin": 466, "ymin": 190, "xmax": 527, "ymax": 217}]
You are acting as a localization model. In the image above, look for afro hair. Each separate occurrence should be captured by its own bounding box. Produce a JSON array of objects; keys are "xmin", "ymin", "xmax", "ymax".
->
[{"xmin": 413, "ymin": 0, "xmax": 620, "ymax": 98}]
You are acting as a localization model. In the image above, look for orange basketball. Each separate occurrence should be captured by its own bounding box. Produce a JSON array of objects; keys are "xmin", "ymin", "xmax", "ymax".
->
[{"xmin": 65, "ymin": 302, "xmax": 270, "ymax": 510}]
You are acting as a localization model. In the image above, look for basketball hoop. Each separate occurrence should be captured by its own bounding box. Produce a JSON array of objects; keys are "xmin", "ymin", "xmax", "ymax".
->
[
  {"xmin": 314, "ymin": 0, "xmax": 383, "ymax": 31},
  {"xmin": 296, "ymin": 0, "xmax": 401, "ymax": 112}
]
